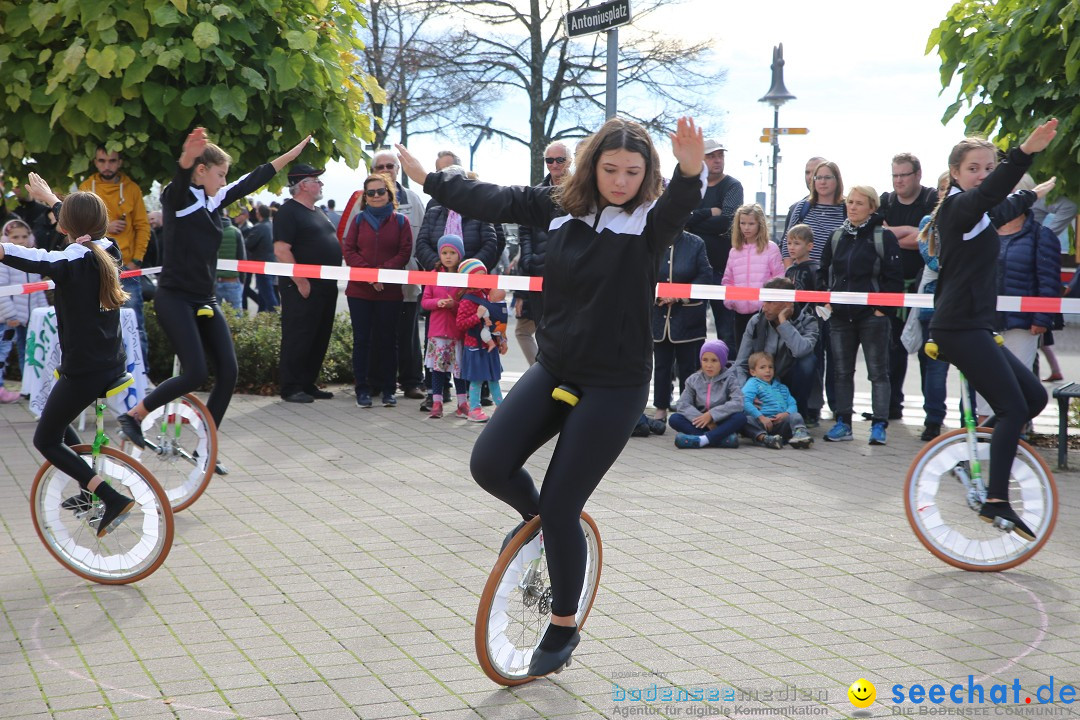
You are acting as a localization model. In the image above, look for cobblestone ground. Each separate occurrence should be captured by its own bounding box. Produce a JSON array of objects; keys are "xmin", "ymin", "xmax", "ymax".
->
[{"xmin": 1, "ymin": 366, "xmax": 1078, "ymax": 720}]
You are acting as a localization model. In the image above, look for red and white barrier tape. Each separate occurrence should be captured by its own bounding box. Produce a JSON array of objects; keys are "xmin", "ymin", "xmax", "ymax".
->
[{"xmin": 2, "ymin": 259, "xmax": 1079, "ymax": 313}]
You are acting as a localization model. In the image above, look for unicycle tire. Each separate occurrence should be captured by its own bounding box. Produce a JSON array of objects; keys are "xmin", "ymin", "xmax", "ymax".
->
[
  {"xmin": 31, "ymin": 445, "xmax": 175, "ymax": 584},
  {"xmin": 475, "ymin": 512, "xmax": 602, "ymax": 685},
  {"xmin": 125, "ymin": 393, "xmax": 217, "ymax": 512},
  {"xmin": 904, "ymin": 428, "xmax": 1057, "ymax": 571}
]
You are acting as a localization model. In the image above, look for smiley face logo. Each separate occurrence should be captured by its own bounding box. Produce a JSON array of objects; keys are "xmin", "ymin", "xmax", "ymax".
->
[{"xmin": 848, "ymin": 678, "xmax": 876, "ymax": 708}]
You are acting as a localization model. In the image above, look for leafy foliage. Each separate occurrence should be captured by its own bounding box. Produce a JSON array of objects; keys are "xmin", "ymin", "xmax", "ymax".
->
[
  {"xmin": 929, "ymin": 0, "xmax": 1080, "ymax": 200},
  {"xmin": 0, "ymin": 0, "xmax": 382, "ymax": 189}
]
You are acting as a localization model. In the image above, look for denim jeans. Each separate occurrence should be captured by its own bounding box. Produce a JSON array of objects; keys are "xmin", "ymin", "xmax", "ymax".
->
[
  {"xmin": 745, "ymin": 410, "xmax": 805, "ymax": 441},
  {"xmin": 669, "ymin": 411, "xmax": 747, "ymax": 445},
  {"xmin": 708, "ymin": 271, "xmax": 736, "ymax": 348},
  {"xmin": 120, "ymin": 275, "xmax": 148, "ymax": 364},
  {"xmin": 254, "ymin": 273, "xmax": 279, "ymax": 312},
  {"xmin": 830, "ymin": 313, "xmax": 891, "ymax": 424},
  {"xmin": 918, "ymin": 317, "xmax": 948, "ymax": 425},
  {"xmin": 215, "ymin": 280, "xmax": 244, "ymax": 311},
  {"xmin": 780, "ymin": 352, "xmax": 817, "ymax": 418},
  {"xmin": 349, "ymin": 297, "xmax": 401, "ymax": 397}
]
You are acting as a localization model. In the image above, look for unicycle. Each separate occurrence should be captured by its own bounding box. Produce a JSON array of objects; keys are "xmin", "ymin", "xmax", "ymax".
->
[
  {"xmin": 122, "ymin": 309, "xmax": 220, "ymax": 512},
  {"xmin": 30, "ymin": 375, "xmax": 175, "ymax": 584},
  {"xmin": 904, "ymin": 351, "xmax": 1058, "ymax": 571},
  {"xmin": 475, "ymin": 512, "xmax": 602, "ymax": 685}
]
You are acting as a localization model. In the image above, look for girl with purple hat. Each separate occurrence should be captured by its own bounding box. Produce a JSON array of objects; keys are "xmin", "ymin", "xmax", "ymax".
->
[
  {"xmin": 669, "ymin": 339, "xmax": 747, "ymax": 448},
  {"xmin": 420, "ymin": 234, "xmax": 468, "ymax": 418}
]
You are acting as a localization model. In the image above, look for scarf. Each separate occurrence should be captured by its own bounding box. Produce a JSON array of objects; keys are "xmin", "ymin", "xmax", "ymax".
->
[
  {"xmin": 360, "ymin": 203, "xmax": 393, "ymax": 231},
  {"xmin": 444, "ymin": 210, "xmax": 463, "ymax": 238},
  {"xmin": 840, "ymin": 216, "xmax": 872, "ymax": 236}
]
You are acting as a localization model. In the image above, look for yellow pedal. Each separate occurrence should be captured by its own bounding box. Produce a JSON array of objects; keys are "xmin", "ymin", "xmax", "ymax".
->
[{"xmin": 551, "ymin": 384, "xmax": 580, "ymax": 407}]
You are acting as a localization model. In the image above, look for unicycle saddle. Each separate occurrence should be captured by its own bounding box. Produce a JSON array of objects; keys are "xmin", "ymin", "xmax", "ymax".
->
[{"xmin": 551, "ymin": 384, "xmax": 581, "ymax": 407}]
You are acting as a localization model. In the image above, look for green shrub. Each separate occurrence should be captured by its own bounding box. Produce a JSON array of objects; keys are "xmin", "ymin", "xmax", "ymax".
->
[{"xmin": 144, "ymin": 303, "xmax": 355, "ymax": 395}]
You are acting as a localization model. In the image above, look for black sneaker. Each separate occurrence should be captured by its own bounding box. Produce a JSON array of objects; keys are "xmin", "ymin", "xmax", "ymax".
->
[
  {"xmin": 647, "ymin": 418, "xmax": 666, "ymax": 436},
  {"xmin": 61, "ymin": 489, "xmax": 95, "ymax": 516},
  {"xmin": 980, "ymin": 501, "xmax": 1036, "ymax": 541},
  {"xmin": 419, "ymin": 394, "xmax": 433, "ymax": 412},
  {"xmin": 382, "ymin": 394, "xmax": 397, "ymax": 408},
  {"xmin": 528, "ymin": 628, "xmax": 580, "ymax": 677},
  {"xmin": 631, "ymin": 416, "xmax": 651, "ymax": 437},
  {"xmin": 356, "ymin": 392, "xmax": 372, "ymax": 408},
  {"xmin": 117, "ymin": 413, "xmax": 146, "ymax": 449},
  {"xmin": 307, "ymin": 388, "xmax": 334, "ymax": 400},
  {"xmin": 91, "ymin": 494, "xmax": 136, "ymax": 538},
  {"xmin": 920, "ymin": 423, "xmax": 942, "ymax": 442},
  {"xmin": 283, "ymin": 391, "xmax": 315, "ymax": 404}
]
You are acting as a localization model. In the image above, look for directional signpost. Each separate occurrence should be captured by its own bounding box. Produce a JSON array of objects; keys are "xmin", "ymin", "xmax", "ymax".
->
[{"xmin": 566, "ymin": 0, "xmax": 632, "ymax": 119}]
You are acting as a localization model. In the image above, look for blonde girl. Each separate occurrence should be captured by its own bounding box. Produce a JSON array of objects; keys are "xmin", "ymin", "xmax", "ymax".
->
[{"xmin": 722, "ymin": 203, "xmax": 784, "ymax": 353}]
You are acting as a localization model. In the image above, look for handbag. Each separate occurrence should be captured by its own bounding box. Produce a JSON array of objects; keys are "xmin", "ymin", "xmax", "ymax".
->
[{"xmin": 900, "ymin": 304, "xmax": 922, "ymax": 354}]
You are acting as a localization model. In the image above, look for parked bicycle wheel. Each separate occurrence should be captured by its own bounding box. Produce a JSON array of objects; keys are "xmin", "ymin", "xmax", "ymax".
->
[
  {"xmin": 905, "ymin": 428, "xmax": 1057, "ymax": 571},
  {"xmin": 125, "ymin": 393, "xmax": 217, "ymax": 512},
  {"xmin": 475, "ymin": 513, "xmax": 602, "ymax": 685},
  {"xmin": 31, "ymin": 445, "xmax": 174, "ymax": 584}
]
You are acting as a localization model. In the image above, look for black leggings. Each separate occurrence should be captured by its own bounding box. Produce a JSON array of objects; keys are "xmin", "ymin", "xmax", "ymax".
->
[
  {"xmin": 142, "ymin": 289, "xmax": 237, "ymax": 428},
  {"xmin": 935, "ymin": 328, "xmax": 1046, "ymax": 498},
  {"xmin": 470, "ymin": 362, "xmax": 648, "ymax": 617},
  {"xmin": 35, "ymin": 367, "xmax": 125, "ymax": 487}
]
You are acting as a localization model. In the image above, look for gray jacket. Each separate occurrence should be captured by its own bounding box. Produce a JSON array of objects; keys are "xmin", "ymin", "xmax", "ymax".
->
[
  {"xmin": 733, "ymin": 307, "xmax": 819, "ymax": 383},
  {"xmin": 674, "ymin": 367, "xmax": 744, "ymax": 422}
]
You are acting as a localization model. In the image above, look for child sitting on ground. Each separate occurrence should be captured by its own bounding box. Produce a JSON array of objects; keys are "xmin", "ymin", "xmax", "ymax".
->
[
  {"xmin": 670, "ymin": 339, "xmax": 747, "ymax": 449},
  {"xmin": 742, "ymin": 351, "xmax": 813, "ymax": 449}
]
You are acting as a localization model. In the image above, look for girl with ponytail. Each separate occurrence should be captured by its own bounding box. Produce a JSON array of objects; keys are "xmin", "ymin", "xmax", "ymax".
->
[{"xmin": 0, "ymin": 173, "xmax": 135, "ymax": 537}]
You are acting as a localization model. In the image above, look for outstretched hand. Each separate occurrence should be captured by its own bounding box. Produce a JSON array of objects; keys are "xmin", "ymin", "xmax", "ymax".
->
[
  {"xmin": 670, "ymin": 117, "xmax": 704, "ymax": 178},
  {"xmin": 1033, "ymin": 176, "xmax": 1057, "ymax": 199},
  {"xmin": 180, "ymin": 127, "xmax": 208, "ymax": 169},
  {"xmin": 1020, "ymin": 118, "xmax": 1058, "ymax": 155},
  {"xmin": 272, "ymin": 135, "xmax": 313, "ymax": 171},
  {"xmin": 25, "ymin": 172, "xmax": 60, "ymax": 207},
  {"xmin": 394, "ymin": 144, "xmax": 428, "ymax": 186}
]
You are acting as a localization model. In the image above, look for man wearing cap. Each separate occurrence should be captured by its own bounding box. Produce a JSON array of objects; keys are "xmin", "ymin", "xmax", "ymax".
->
[
  {"xmin": 79, "ymin": 145, "xmax": 152, "ymax": 361},
  {"xmin": 685, "ymin": 139, "xmax": 743, "ymax": 349},
  {"xmin": 273, "ymin": 164, "xmax": 344, "ymax": 403},
  {"xmin": 369, "ymin": 150, "xmax": 427, "ymax": 399}
]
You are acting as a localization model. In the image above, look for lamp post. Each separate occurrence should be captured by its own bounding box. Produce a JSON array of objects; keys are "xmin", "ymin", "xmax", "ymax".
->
[{"xmin": 759, "ymin": 44, "xmax": 796, "ymax": 242}]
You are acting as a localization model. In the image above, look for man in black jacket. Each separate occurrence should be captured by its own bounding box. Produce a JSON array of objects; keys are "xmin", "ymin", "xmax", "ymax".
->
[
  {"xmin": 684, "ymin": 139, "xmax": 742, "ymax": 348},
  {"xmin": 515, "ymin": 141, "xmax": 570, "ymax": 363}
]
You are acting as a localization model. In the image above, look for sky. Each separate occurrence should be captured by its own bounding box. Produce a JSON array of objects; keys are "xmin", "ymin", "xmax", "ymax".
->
[{"xmin": 256, "ymin": 0, "xmax": 973, "ymax": 218}]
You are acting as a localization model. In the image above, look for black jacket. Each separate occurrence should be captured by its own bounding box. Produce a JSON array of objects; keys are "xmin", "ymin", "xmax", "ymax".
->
[
  {"xmin": 932, "ymin": 147, "xmax": 1035, "ymax": 332},
  {"xmin": 158, "ymin": 162, "xmax": 277, "ymax": 302},
  {"xmin": 517, "ymin": 174, "xmax": 556, "ymax": 277},
  {"xmin": 817, "ymin": 216, "xmax": 903, "ymax": 322},
  {"xmin": 414, "ymin": 203, "xmax": 499, "ymax": 271},
  {"xmin": 424, "ymin": 168, "xmax": 704, "ymax": 386},
  {"xmin": 1, "ymin": 233, "xmax": 125, "ymax": 376},
  {"xmin": 652, "ymin": 231, "xmax": 712, "ymax": 342}
]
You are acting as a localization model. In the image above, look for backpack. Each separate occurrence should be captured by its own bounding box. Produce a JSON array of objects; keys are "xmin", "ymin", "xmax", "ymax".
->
[{"xmin": 828, "ymin": 226, "xmax": 886, "ymax": 292}]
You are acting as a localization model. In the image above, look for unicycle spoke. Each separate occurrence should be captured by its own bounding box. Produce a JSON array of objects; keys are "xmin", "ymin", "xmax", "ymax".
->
[
  {"xmin": 126, "ymin": 393, "xmax": 217, "ymax": 512},
  {"xmin": 32, "ymin": 446, "xmax": 174, "ymax": 584},
  {"xmin": 475, "ymin": 513, "xmax": 603, "ymax": 685},
  {"xmin": 905, "ymin": 429, "xmax": 1057, "ymax": 571}
]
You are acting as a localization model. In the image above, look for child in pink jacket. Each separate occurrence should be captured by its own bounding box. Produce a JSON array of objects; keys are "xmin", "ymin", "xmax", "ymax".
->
[
  {"xmin": 722, "ymin": 203, "xmax": 784, "ymax": 353},
  {"xmin": 420, "ymin": 235, "xmax": 467, "ymax": 419}
]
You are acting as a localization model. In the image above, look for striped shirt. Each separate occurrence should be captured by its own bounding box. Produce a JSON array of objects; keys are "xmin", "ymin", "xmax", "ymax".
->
[{"xmin": 780, "ymin": 202, "xmax": 846, "ymax": 265}]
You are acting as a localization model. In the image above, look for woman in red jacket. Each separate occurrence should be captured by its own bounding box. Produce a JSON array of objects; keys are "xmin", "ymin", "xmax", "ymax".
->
[{"xmin": 343, "ymin": 174, "xmax": 413, "ymax": 409}]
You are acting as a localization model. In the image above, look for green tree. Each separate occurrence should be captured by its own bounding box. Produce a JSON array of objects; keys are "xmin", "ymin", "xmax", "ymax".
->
[
  {"xmin": 0, "ymin": 0, "xmax": 382, "ymax": 189},
  {"xmin": 930, "ymin": 0, "xmax": 1080, "ymax": 199}
]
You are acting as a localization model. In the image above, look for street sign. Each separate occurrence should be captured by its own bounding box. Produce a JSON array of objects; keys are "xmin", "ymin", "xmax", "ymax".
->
[
  {"xmin": 759, "ymin": 136, "xmax": 772, "ymax": 143},
  {"xmin": 761, "ymin": 127, "xmax": 809, "ymax": 136},
  {"xmin": 566, "ymin": 0, "xmax": 632, "ymax": 38}
]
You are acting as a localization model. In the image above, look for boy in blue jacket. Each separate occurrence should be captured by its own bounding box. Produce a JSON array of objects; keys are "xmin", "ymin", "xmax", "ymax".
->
[{"xmin": 743, "ymin": 351, "xmax": 813, "ymax": 449}]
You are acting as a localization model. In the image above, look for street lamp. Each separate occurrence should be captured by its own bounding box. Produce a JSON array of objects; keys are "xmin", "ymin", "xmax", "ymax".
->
[{"xmin": 759, "ymin": 44, "xmax": 795, "ymax": 242}]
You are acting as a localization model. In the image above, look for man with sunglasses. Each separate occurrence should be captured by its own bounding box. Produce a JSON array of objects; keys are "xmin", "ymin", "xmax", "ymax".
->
[
  {"xmin": 684, "ymin": 139, "xmax": 743, "ymax": 349},
  {"xmin": 274, "ymin": 164, "xmax": 344, "ymax": 403},
  {"xmin": 876, "ymin": 153, "xmax": 937, "ymax": 422},
  {"xmin": 369, "ymin": 150, "xmax": 428, "ymax": 401},
  {"xmin": 515, "ymin": 142, "xmax": 571, "ymax": 364}
]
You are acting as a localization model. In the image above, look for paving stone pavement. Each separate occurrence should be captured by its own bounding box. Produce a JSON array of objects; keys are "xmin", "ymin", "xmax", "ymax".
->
[{"xmin": 1, "ymin": 378, "xmax": 1078, "ymax": 720}]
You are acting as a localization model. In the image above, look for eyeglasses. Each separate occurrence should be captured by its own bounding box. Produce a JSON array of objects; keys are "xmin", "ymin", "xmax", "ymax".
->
[
  {"xmin": 545, "ymin": 157, "xmax": 568, "ymax": 165},
  {"xmin": 813, "ymin": 175, "xmax": 836, "ymax": 181},
  {"xmin": 374, "ymin": 163, "xmax": 397, "ymax": 171},
  {"xmin": 364, "ymin": 188, "xmax": 388, "ymax": 198},
  {"xmin": 892, "ymin": 171, "xmax": 916, "ymax": 179}
]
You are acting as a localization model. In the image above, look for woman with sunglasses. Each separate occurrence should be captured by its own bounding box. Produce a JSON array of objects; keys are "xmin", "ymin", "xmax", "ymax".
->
[{"xmin": 342, "ymin": 174, "xmax": 413, "ymax": 408}]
